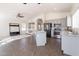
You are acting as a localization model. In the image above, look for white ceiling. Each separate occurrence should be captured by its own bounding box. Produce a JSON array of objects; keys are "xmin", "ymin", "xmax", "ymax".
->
[
  {"xmin": 0, "ymin": 3, "xmax": 75, "ymax": 19},
  {"xmin": 18, "ymin": 3, "xmax": 73, "ymax": 12},
  {"xmin": 18, "ymin": 3, "xmax": 74, "ymax": 16}
]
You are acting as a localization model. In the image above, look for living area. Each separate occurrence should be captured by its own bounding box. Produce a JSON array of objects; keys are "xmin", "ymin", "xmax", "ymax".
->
[{"xmin": 0, "ymin": 3, "xmax": 79, "ymax": 56}]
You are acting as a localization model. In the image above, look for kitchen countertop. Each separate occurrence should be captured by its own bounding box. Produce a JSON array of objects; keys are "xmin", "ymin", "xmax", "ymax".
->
[{"xmin": 61, "ymin": 31, "xmax": 79, "ymax": 37}]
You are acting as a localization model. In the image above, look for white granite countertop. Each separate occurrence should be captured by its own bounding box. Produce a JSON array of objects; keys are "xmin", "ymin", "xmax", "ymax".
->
[{"xmin": 61, "ymin": 31, "xmax": 79, "ymax": 37}]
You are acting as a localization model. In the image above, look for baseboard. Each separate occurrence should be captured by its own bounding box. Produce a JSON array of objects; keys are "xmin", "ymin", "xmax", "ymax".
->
[
  {"xmin": 63, "ymin": 53, "xmax": 71, "ymax": 56},
  {"xmin": 61, "ymin": 50, "xmax": 71, "ymax": 56}
]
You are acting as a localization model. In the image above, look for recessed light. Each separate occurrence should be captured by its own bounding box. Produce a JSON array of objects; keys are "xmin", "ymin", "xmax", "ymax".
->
[
  {"xmin": 23, "ymin": 3, "xmax": 27, "ymax": 5},
  {"xmin": 37, "ymin": 3, "xmax": 41, "ymax": 4}
]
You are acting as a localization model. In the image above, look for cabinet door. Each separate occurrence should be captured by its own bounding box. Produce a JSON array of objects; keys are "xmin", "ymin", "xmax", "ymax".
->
[
  {"xmin": 62, "ymin": 36, "xmax": 78, "ymax": 56},
  {"xmin": 75, "ymin": 39, "xmax": 79, "ymax": 55},
  {"xmin": 36, "ymin": 32, "xmax": 46, "ymax": 46}
]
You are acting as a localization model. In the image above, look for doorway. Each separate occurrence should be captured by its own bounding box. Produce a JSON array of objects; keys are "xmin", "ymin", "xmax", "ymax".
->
[{"xmin": 44, "ymin": 23, "xmax": 52, "ymax": 38}]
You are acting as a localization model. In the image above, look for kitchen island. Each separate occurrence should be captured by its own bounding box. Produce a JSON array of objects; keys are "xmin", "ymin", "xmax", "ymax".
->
[
  {"xmin": 61, "ymin": 31, "xmax": 79, "ymax": 56},
  {"xmin": 35, "ymin": 31, "xmax": 47, "ymax": 46}
]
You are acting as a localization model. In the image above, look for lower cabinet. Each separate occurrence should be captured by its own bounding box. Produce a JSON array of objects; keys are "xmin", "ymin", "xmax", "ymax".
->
[
  {"xmin": 62, "ymin": 34, "xmax": 79, "ymax": 56},
  {"xmin": 36, "ymin": 31, "xmax": 46, "ymax": 46}
]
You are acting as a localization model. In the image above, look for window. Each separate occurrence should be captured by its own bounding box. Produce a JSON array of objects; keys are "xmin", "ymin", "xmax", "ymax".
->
[
  {"xmin": 28, "ymin": 23, "xmax": 35, "ymax": 30},
  {"xmin": 67, "ymin": 16, "xmax": 72, "ymax": 26},
  {"xmin": 72, "ymin": 9, "xmax": 79, "ymax": 28},
  {"xmin": 21, "ymin": 23, "xmax": 26, "ymax": 31}
]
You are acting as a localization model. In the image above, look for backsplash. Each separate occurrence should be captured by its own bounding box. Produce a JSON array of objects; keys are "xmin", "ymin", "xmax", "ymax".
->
[{"xmin": 72, "ymin": 28, "xmax": 79, "ymax": 35}]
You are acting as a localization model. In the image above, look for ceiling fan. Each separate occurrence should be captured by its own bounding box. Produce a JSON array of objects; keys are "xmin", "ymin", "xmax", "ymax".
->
[
  {"xmin": 17, "ymin": 3, "xmax": 41, "ymax": 18},
  {"xmin": 17, "ymin": 13, "xmax": 24, "ymax": 18}
]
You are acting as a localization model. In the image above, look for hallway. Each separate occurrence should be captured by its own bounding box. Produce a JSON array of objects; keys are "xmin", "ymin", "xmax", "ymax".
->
[{"xmin": 0, "ymin": 36, "xmax": 62, "ymax": 56}]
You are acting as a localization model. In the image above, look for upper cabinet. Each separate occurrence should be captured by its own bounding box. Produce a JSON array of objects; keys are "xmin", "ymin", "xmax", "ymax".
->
[{"xmin": 67, "ymin": 16, "xmax": 72, "ymax": 27}]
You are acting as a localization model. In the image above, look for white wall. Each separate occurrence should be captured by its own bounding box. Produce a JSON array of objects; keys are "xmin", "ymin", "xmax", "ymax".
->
[
  {"xmin": 45, "ymin": 12, "xmax": 69, "ymax": 20},
  {"xmin": 0, "ymin": 4, "xmax": 28, "ymax": 40},
  {"xmin": 0, "ymin": 17, "xmax": 27, "ymax": 40},
  {"xmin": 71, "ymin": 4, "xmax": 79, "ymax": 15}
]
